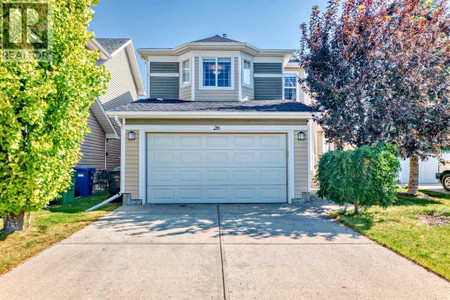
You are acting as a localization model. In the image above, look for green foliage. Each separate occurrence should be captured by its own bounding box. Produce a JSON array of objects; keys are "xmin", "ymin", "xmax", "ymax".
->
[
  {"xmin": 317, "ymin": 143, "xmax": 400, "ymax": 209},
  {"xmin": 0, "ymin": 0, "xmax": 109, "ymax": 217}
]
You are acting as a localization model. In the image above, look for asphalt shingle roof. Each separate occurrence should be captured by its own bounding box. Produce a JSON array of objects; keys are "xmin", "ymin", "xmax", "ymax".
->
[
  {"xmin": 192, "ymin": 35, "xmax": 242, "ymax": 44},
  {"xmin": 95, "ymin": 38, "xmax": 130, "ymax": 55},
  {"xmin": 110, "ymin": 99, "xmax": 314, "ymax": 113}
]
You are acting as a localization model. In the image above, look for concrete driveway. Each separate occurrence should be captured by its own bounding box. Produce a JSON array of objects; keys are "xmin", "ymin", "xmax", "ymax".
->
[
  {"xmin": 420, "ymin": 184, "xmax": 449, "ymax": 194},
  {"xmin": 0, "ymin": 201, "xmax": 448, "ymax": 300}
]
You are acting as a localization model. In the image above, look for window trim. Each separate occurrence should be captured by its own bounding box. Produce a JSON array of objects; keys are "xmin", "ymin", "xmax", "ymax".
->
[
  {"xmin": 181, "ymin": 59, "xmax": 191, "ymax": 87},
  {"xmin": 283, "ymin": 73, "xmax": 298, "ymax": 101},
  {"xmin": 242, "ymin": 59, "xmax": 253, "ymax": 88},
  {"xmin": 199, "ymin": 57, "xmax": 235, "ymax": 90}
]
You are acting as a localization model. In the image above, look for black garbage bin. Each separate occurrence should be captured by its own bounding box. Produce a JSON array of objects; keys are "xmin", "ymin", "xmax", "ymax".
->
[
  {"xmin": 74, "ymin": 167, "xmax": 96, "ymax": 197},
  {"xmin": 108, "ymin": 170, "xmax": 121, "ymax": 197}
]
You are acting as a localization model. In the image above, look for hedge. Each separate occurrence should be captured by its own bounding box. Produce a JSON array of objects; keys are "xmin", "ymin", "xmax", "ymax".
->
[{"xmin": 316, "ymin": 143, "xmax": 400, "ymax": 213}]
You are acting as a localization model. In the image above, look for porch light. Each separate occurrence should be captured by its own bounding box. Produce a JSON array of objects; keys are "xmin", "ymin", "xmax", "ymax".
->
[
  {"xmin": 128, "ymin": 131, "xmax": 136, "ymax": 141},
  {"xmin": 298, "ymin": 131, "xmax": 306, "ymax": 141}
]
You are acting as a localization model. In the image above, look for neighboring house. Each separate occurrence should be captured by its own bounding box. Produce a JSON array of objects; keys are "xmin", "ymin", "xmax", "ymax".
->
[
  {"xmin": 398, "ymin": 153, "xmax": 450, "ymax": 185},
  {"xmin": 108, "ymin": 34, "xmax": 322, "ymax": 204},
  {"xmin": 80, "ymin": 38, "xmax": 145, "ymax": 172}
]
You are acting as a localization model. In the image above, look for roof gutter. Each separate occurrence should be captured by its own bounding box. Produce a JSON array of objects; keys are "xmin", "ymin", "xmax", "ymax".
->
[{"xmin": 106, "ymin": 111, "xmax": 313, "ymax": 120}]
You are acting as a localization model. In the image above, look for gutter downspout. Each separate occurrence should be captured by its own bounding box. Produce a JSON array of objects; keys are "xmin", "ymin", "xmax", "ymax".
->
[{"xmin": 85, "ymin": 193, "xmax": 122, "ymax": 212}]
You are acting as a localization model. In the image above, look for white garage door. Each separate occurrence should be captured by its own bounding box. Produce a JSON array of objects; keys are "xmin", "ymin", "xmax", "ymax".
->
[{"xmin": 146, "ymin": 133, "xmax": 287, "ymax": 203}]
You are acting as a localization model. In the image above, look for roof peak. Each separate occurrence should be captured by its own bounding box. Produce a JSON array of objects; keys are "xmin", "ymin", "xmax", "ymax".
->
[
  {"xmin": 94, "ymin": 38, "xmax": 131, "ymax": 55},
  {"xmin": 191, "ymin": 34, "xmax": 242, "ymax": 44}
]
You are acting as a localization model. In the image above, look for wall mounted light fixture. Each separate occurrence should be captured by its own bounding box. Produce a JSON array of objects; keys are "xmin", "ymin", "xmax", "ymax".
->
[
  {"xmin": 298, "ymin": 131, "xmax": 306, "ymax": 141},
  {"xmin": 128, "ymin": 131, "xmax": 136, "ymax": 141}
]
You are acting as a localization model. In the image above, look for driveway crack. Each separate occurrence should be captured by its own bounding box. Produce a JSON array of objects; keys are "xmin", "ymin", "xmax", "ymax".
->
[{"xmin": 217, "ymin": 204, "xmax": 227, "ymax": 300}]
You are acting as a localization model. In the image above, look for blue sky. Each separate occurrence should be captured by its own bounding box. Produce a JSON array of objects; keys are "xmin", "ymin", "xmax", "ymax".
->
[{"xmin": 89, "ymin": 0, "xmax": 329, "ymax": 90}]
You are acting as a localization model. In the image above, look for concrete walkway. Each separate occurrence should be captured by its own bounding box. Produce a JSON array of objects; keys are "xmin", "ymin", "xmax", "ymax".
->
[{"xmin": 0, "ymin": 201, "xmax": 448, "ymax": 299}]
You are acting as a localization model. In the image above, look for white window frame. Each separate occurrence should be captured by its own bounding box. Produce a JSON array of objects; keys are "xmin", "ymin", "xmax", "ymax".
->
[
  {"xmin": 242, "ymin": 59, "xmax": 253, "ymax": 88},
  {"xmin": 199, "ymin": 57, "xmax": 235, "ymax": 90},
  {"xmin": 181, "ymin": 59, "xmax": 191, "ymax": 87},
  {"xmin": 283, "ymin": 73, "xmax": 299, "ymax": 101}
]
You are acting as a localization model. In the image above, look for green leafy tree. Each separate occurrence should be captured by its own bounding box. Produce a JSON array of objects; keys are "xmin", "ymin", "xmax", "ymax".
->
[
  {"xmin": 317, "ymin": 143, "xmax": 400, "ymax": 214},
  {"xmin": 0, "ymin": 0, "xmax": 108, "ymax": 232},
  {"xmin": 300, "ymin": 0, "xmax": 449, "ymax": 196}
]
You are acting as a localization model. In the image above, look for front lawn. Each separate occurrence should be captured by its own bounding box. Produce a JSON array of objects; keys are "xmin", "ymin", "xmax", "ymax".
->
[
  {"xmin": 332, "ymin": 190, "xmax": 450, "ymax": 280},
  {"xmin": 0, "ymin": 190, "xmax": 119, "ymax": 275}
]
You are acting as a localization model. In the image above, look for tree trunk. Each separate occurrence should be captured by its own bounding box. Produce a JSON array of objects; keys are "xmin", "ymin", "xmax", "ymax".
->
[
  {"xmin": 407, "ymin": 156, "xmax": 419, "ymax": 196},
  {"xmin": 2, "ymin": 211, "xmax": 25, "ymax": 233},
  {"xmin": 354, "ymin": 200, "xmax": 360, "ymax": 215}
]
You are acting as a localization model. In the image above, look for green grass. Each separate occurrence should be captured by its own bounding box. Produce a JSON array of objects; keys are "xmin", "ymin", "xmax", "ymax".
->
[
  {"xmin": 0, "ymin": 190, "xmax": 120, "ymax": 275},
  {"xmin": 332, "ymin": 189, "xmax": 450, "ymax": 280}
]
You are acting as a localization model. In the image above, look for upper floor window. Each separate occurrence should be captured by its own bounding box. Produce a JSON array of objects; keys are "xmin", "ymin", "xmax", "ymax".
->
[
  {"xmin": 182, "ymin": 60, "xmax": 190, "ymax": 85},
  {"xmin": 243, "ymin": 59, "xmax": 252, "ymax": 87},
  {"xmin": 202, "ymin": 58, "xmax": 232, "ymax": 88},
  {"xmin": 284, "ymin": 75, "xmax": 297, "ymax": 101}
]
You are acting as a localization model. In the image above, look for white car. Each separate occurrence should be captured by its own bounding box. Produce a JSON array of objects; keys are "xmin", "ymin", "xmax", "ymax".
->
[{"xmin": 436, "ymin": 158, "xmax": 450, "ymax": 191}]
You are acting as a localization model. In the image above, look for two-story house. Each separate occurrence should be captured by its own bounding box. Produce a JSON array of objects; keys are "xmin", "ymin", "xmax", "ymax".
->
[
  {"xmin": 81, "ymin": 38, "xmax": 145, "ymax": 172},
  {"xmin": 108, "ymin": 35, "xmax": 317, "ymax": 204}
]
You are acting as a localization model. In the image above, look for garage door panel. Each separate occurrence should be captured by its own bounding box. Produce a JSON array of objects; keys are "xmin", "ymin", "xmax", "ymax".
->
[
  {"xmin": 149, "ymin": 168, "xmax": 286, "ymax": 186},
  {"xmin": 146, "ymin": 133, "xmax": 287, "ymax": 203},
  {"xmin": 149, "ymin": 134, "xmax": 286, "ymax": 150},
  {"xmin": 148, "ymin": 185, "xmax": 286, "ymax": 203},
  {"xmin": 148, "ymin": 151, "xmax": 286, "ymax": 168}
]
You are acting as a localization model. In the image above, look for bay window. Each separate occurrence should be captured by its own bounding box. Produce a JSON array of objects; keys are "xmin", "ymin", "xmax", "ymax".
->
[
  {"xmin": 284, "ymin": 74, "xmax": 297, "ymax": 100},
  {"xmin": 182, "ymin": 60, "xmax": 190, "ymax": 85},
  {"xmin": 202, "ymin": 58, "xmax": 232, "ymax": 88},
  {"xmin": 243, "ymin": 59, "xmax": 252, "ymax": 86}
]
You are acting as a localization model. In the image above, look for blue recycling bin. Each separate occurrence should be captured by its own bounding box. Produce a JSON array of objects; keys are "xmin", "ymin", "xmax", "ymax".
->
[{"xmin": 74, "ymin": 167, "xmax": 96, "ymax": 197}]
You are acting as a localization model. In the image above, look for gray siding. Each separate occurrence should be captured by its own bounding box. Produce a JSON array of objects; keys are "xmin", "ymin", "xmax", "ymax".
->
[
  {"xmin": 106, "ymin": 138, "xmax": 121, "ymax": 170},
  {"xmin": 100, "ymin": 49, "xmax": 139, "ymax": 110},
  {"xmin": 179, "ymin": 84, "xmax": 191, "ymax": 100},
  {"xmin": 150, "ymin": 62, "xmax": 179, "ymax": 73},
  {"xmin": 254, "ymin": 63, "xmax": 283, "ymax": 74},
  {"xmin": 195, "ymin": 57, "xmax": 239, "ymax": 101},
  {"xmin": 106, "ymin": 119, "xmax": 121, "ymax": 170},
  {"xmin": 78, "ymin": 111, "xmax": 106, "ymax": 170},
  {"xmin": 242, "ymin": 85, "xmax": 254, "ymax": 100},
  {"xmin": 150, "ymin": 76, "xmax": 179, "ymax": 99},
  {"xmin": 254, "ymin": 77, "xmax": 282, "ymax": 100}
]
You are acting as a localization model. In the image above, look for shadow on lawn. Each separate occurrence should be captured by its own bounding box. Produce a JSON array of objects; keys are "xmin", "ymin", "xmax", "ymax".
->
[
  {"xmin": 334, "ymin": 211, "xmax": 375, "ymax": 231},
  {"xmin": 394, "ymin": 193, "xmax": 441, "ymax": 207},
  {"xmin": 0, "ymin": 231, "xmax": 10, "ymax": 242}
]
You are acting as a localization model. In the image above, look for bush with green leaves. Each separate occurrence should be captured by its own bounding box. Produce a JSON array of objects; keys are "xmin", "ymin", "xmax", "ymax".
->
[
  {"xmin": 317, "ymin": 143, "xmax": 400, "ymax": 213},
  {"xmin": 0, "ymin": 0, "xmax": 108, "ymax": 232}
]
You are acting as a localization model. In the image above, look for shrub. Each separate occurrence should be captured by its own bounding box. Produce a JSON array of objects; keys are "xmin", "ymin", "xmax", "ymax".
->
[{"xmin": 317, "ymin": 143, "xmax": 400, "ymax": 213}]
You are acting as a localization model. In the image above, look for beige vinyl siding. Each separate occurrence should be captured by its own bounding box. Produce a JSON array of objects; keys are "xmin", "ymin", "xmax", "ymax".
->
[
  {"xmin": 179, "ymin": 84, "xmax": 191, "ymax": 100},
  {"xmin": 315, "ymin": 130, "xmax": 324, "ymax": 167},
  {"xmin": 294, "ymin": 130, "xmax": 309, "ymax": 198},
  {"xmin": 242, "ymin": 85, "xmax": 254, "ymax": 100},
  {"xmin": 125, "ymin": 130, "xmax": 139, "ymax": 199},
  {"xmin": 99, "ymin": 49, "xmax": 139, "ymax": 110},
  {"xmin": 78, "ymin": 111, "xmax": 106, "ymax": 170},
  {"xmin": 195, "ymin": 57, "xmax": 239, "ymax": 101}
]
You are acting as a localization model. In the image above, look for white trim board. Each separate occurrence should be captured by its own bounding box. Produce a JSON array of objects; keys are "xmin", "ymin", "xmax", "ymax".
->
[{"xmin": 149, "ymin": 73, "xmax": 179, "ymax": 77}]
